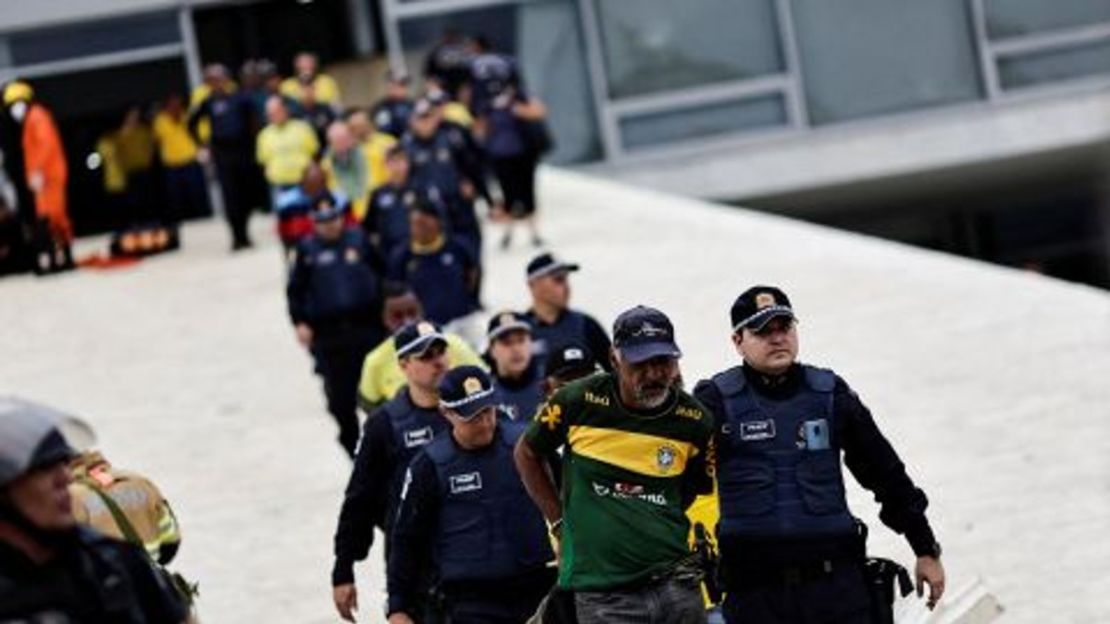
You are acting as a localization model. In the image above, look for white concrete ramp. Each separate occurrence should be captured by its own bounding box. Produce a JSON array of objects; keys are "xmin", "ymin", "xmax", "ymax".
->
[{"xmin": 1, "ymin": 168, "xmax": 1107, "ymax": 621}]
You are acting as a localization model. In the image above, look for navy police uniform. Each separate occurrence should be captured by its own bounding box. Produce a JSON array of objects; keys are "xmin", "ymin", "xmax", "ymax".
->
[
  {"xmin": 486, "ymin": 312, "xmax": 544, "ymax": 421},
  {"xmin": 401, "ymin": 106, "xmax": 488, "ymax": 262},
  {"xmin": 188, "ymin": 90, "xmax": 258, "ymax": 248},
  {"xmin": 374, "ymin": 97, "xmax": 416, "ymax": 139},
  {"xmin": 693, "ymin": 286, "xmax": 940, "ymax": 624},
  {"xmin": 523, "ymin": 254, "xmax": 612, "ymax": 372},
  {"xmin": 387, "ymin": 224, "xmax": 478, "ymax": 326},
  {"xmin": 387, "ymin": 366, "xmax": 555, "ymax": 624},
  {"xmin": 363, "ymin": 181, "xmax": 418, "ymax": 259},
  {"xmin": 332, "ymin": 322, "xmax": 453, "ymax": 588},
  {"xmin": 287, "ymin": 201, "xmax": 385, "ymax": 455}
]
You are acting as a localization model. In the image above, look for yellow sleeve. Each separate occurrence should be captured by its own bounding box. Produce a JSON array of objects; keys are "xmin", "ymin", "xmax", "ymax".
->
[
  {"xmin": 303, "ymin": 122, "xmax": 320, "ymax": 156},
  {"xmin": 316, "ymin": 75, "xmax": 340, "ymax": 104},
  {"xmin": 322, "ymin": 155, "xmax": 339, "ymax": 190},
  {"xmin": 279, "ymin": 78, "xmax": 301, "ymax": 100},
  {"xmin": 446, "ymin": 334, "xmax": 488, "ymax": 370},
  {"xmin": 255, "ymin": 128, "xmax": 271, "ymax": 165},
  {"xmin": 357, "ymin": 342, "xmax": 392, "ymax": 410}
]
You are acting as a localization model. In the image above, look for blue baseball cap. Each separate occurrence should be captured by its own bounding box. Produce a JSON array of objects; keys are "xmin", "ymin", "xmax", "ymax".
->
[
  {"xmin": 487, "ymin": 311, "xmax": 531, "ymax": 342},
  {"xmin": 438, "ymin": 366, "xmax": 499, "ymax": 420},
  {"xmin": 394, "ymin": 320, "xmax": 448, "ymax": 359},
  {"xmin": 612, "ymin": 305, "xmax": 682, "ymax": 364},
  {"xmin": 311, "ymin": 192, "xmax": 346, "ymax": 223}
]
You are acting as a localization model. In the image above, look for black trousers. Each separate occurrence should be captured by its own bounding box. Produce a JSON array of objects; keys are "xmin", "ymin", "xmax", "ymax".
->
[
  {"xmin": 313, "ymin": 327, "xmax": 381, "ymax": 456},
  {"xmin": 492, "ymin": 154, "xmax": 538, "ymax": 218},
  {"xmin": 436, "ymin": 569, "xmax": 555, "ymax": 624},
  {"xmin": 722, "ymin": 563, "xmax": 871, "ymax": 624},
  {"xmin": 212, "ymin": 149, "xmax": 254, "ymax": 246}
]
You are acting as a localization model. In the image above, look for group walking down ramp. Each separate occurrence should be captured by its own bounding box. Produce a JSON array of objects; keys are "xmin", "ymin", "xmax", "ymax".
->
[{"xmin": 0, "ymin": 167, "xmax": 1105, "ymax": 622}]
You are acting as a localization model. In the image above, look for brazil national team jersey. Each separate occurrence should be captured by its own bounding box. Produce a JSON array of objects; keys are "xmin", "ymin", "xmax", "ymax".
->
[{"xmin": 523, "ymin": 373, "xmax": 714, "ymax": 591}]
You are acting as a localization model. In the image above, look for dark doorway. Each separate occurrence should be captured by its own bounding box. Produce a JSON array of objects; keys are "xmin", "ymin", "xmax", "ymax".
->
[
  {"xmin": 26, "ymin": 58, "xmax": 191, "ymax": 236},
  {"xmin": 193, "ymin": 0, "xmax": 356, "ymax": 76}
]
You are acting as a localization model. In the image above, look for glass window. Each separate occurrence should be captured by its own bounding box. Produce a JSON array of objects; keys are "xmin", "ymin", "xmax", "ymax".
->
[
  {"xmin": 594, "ymin": 0, "xmax": 783, "ymax": 99},
  {"xmin": 618, "ymin": 94, "xmax": 786, "ymax": 151},
  {"xmin": 398, "ymin": 2, "xmax": 602, "ymax": 163},
  {"xmin": 998, "ymin": 40, "xmax": 1110, "ymax": 89},
  {"xmin": 791, "ymin": 0, "xmax": 983, "ymax": 125},
  {"xmin": 985, "ymin": 0, "xmax": 1110, "ymax": 39},
  {"xmin": 8, "ymin": 12, "xmax": 180, "ymax": 66}
]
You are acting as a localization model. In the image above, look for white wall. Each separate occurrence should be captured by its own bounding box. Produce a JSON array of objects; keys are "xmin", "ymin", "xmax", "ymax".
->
[{"xmin": 590, "ymin": 87, "xmax": 1110, "ymax": 202}]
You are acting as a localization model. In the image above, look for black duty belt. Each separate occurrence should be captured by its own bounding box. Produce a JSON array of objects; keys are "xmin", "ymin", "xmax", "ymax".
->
[{"xmin": 727, "ymin": 556, "xmax": 857, "ymax": 589}]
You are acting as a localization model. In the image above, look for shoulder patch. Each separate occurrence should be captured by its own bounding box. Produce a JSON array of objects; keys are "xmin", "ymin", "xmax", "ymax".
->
[{"xmin": 537, "ymin": 403, "xmax": 562, "ymax": 431}]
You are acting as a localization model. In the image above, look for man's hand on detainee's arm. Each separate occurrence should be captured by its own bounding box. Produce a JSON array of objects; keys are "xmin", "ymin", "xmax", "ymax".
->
[{"xmin": 915, "ymin": 555, "xmax": 945, "ymax": 610}]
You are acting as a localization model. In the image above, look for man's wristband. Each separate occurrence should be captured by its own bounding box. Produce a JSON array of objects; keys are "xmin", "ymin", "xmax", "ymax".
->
[{"xmin": 547, "ymin": 517, "xmax": 563, "ymax": 538}]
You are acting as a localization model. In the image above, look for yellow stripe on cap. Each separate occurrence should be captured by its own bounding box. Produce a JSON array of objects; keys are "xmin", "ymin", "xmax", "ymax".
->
[{"xmin": 568, "ymin": 425, "xmax": 697, "ymax": 478}]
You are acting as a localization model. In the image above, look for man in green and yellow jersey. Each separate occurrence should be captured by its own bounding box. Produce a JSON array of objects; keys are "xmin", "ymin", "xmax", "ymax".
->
[{"xmin": 515, "ymin": 305, "xmax": 713, "ymax": 624}]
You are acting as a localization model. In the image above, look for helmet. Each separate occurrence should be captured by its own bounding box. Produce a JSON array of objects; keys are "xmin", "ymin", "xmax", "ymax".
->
[
  {"xmin": 2, "ymin": 81, "xmax": 33, "ymax": 106},
  {"xmin": 0, "ymin": 397, "xmax": 94, "ymax": 488}
]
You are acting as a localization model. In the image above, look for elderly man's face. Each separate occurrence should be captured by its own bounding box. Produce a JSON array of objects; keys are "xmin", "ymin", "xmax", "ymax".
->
[
  {"xmin": 734, "ymin": 317, "xmax": 799, "ymax": 375},
  {"xmin": 611, "ymin": 352, "xmax": 680, "ymax": 409},
  {"xmin": 266, "ymin": 97, "xmax": 289, "ymax": 125},
  {"xmin": 6, "ymin": 462, "xmax": 76, "ymax": 532}
]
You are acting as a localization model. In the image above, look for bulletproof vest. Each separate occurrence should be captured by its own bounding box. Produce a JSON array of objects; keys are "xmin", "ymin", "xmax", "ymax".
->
[
  {"xmin": 301, "ymin": 229, "xmax": 381, "ymax": 323},
  {"xmin": 0, "ymin": 528, "xmax": 152, "ymax": 623},
  {"xmin": 368, "ymin": 184, "xmax": 412, "ymax": 255},
  {"xmin": 713, "ymin": 365, "xmax": 856, "ymax": 540},
  {"xmin": 373, "ymin": 99, "xmax": 413, "ymax": 139},
  {"xmin": 424, "ymin": 420, "xmax": 552, "ymax": 582},
  {"xmin": 493, "ymin": 367, "xmax": 544, "ymax": 421},
  {"xmin": 400, "ymin": 242, "xmax": 475, "ymax": 325},
  {"xmin": 384, "ymin": 390, "xmax": 450, "ymax": 520},
  {"xmin": 530, "ymin": 310, "xmax": 588, "ymax": 361},
  {"xmin": 404, "ymin": 132, "xmax": 461, "ymax": 200}
]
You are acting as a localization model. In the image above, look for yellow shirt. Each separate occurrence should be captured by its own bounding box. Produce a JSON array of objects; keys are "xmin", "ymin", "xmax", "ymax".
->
[
  {"xmin": 364, "ymin": 132, "xmax": 397, "ymax": 191},
  {"xmin": 152, "ymin": 111, "xmax": 198, "ymax": 167},
  {"xmin": 280, "ymin": 74, "xmax": 341, "ymax": 105},
  {"xmin": 357, "ymin": 333, "xmax": 485, "ymax": 411},
  {"xmin": 116, "ymin": 124, "xmax": 155, "ymax": 174},
  {"xmin": 443, "ymin": 102, "xmax": 474, "ymax": 128},
  {"xmin": 256, "ymin": 119, "xmax": 319, "ymax": 185},
  {"xmin": 95, "ymin": 134, "xmax": 127, "ymax": 194}
]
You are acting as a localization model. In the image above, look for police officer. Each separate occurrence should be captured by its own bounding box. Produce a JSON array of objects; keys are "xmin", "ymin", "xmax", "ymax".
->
[
  {"xmin": 523, "ymin": 253, "xmax": 612, "ymax": 371},
  {"xmin": 0, "ymin": 397, "xmax": 187, "ymax": 623},
  {"xmin": 188, "ymin": 64, "xmax": 258, "ymax": 250},
  {"xmin": 373, "ymin": 70, "xmax": 416, "ymax": 139},
  {"xmin": 693, "ymin": 286, "xmax": 946, "ymax": 624},
  {"xmin": 540, "ymin": 342, "xmax": 599, "ymax": 399},
  {"xmin": 387, "ymin": 366, "xmax": 556, "ymax": 624},
  {"xmin": 401, "ymin": 98, "xmax": 489, "ymax": 265},
  {"xmin": 486, "ymin": 311, "xmax": 544, "ymax": 420},
  {"xmin": 287, "ymin": 194, "xmax": 385, "ymax": 456},
  {"xmin": 386, "ymin": 196, "xmax": 479, "ymax": 330},
  {"xmin": 363, "ymin": 146, "xmax": 418, "ymax": 258},
  {"xmin": 332, "ymin": 320, "xmax": 452, "ymax": 622}
]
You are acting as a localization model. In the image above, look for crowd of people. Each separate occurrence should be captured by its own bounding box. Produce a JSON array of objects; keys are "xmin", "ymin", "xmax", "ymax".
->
[{"xmin": 0, "ymin": 32, "xmax": 950, "ymax": 624}]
